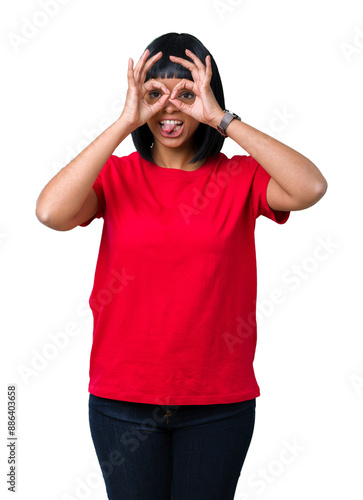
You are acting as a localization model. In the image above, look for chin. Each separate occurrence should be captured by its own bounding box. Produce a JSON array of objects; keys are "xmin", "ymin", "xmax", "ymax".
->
[{"xmin": 157, "ymin": 136, "xmax": 193, "ymax": 148}]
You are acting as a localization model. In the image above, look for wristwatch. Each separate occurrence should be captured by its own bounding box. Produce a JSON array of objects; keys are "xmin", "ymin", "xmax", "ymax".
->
[{"xmin": 217, "ymin": 110, "xmax": 241, "ymax": 137}]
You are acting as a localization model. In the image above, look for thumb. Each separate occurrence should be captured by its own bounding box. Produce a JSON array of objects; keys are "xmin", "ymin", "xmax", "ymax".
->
[{"xmin": 152, "ymin": 93, "xmax": 170, "ymax": 111}]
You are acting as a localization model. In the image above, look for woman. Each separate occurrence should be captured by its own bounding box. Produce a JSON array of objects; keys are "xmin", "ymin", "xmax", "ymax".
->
[{"xmin": 36, "ymin": 32, "xmax": 327, "ymax": 500}]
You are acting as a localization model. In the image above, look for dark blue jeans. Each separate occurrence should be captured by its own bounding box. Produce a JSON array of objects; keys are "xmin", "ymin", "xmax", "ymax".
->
[{"xmin": 88, "ymin": 394, "xmax": 256, "ymax": 500}]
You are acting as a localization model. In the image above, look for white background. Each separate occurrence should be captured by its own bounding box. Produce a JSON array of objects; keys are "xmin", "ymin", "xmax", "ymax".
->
[{"xmin": 1, "ymin": 0, "xmax": 362, "ymax": 499}]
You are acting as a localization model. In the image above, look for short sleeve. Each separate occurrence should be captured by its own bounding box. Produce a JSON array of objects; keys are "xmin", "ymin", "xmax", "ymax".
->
[
  {"xmin": 248, "ymin": 156, "xmax": 290, "ymax": 224},
  {"xmin": 78, "ymin": 160, "xmax": 109, "ymax": 227}
]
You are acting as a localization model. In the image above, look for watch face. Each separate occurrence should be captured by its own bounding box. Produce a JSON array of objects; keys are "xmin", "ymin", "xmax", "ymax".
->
[{"xmin": 227, "ymin": 111, "xmax": 240, "ymax": 120}]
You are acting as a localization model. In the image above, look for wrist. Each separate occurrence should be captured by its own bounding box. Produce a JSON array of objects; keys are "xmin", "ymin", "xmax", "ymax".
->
[
  {"xmin": 209, "ymin": 109, "xmax": 226, "ymax": 130},
  {"xmin": 116, "ymin": 115, "xmax": 138, "ymax": 136}
]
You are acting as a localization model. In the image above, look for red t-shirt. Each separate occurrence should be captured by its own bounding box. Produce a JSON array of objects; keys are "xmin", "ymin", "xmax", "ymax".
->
[{"xmin": 80, "ymin": 151, "xmax": 289, "ymax": 405}]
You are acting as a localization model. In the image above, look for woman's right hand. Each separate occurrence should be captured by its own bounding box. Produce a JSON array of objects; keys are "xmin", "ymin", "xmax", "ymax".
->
[{"xmin": 120, "ymin": 49, "xmax": 171, "ymax": 131}]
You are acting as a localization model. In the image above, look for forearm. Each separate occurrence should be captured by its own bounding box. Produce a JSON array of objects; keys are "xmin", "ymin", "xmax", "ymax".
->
[
  {"xmin": 36, "ymin": 117, "xmax": 133, "ymax": 226},
  {"xmin": 211, "ymin": 111, "xmax": 327, "ymax": 203}
]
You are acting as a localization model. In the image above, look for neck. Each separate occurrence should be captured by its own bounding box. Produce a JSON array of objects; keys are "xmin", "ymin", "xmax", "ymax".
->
[{"xmin": 151, "ymin": 140, "xmax": 202, "ymax": 171}]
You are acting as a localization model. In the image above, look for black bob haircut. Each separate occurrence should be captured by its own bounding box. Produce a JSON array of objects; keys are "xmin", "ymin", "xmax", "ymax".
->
[{"xmin": 131, "ymin": 32, "xmax": 226, "ymax": 165}]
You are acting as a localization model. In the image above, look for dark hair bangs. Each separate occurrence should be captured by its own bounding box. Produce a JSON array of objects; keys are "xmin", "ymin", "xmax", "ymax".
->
[{"xmin": 144, "ymin": 39, "xmax": 194, "ymax": 83}]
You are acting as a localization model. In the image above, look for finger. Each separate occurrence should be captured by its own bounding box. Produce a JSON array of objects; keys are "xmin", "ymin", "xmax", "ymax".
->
[
  {"xmin": 134, "ymin": 48, "xmax": 149, "ymax": 72},
  {"xmin": 170, "ymin": 79, "xmax": 195, "ymax": 99},
  {"xmin": 143, "ymin": 79, "xmax": 171, "ymax": 100},
  {"xmin": 167, "ymin": 96, "xmax": 185, "ymax": 111},
  {"xmin": 205, "ymin": 55, "xmax": 212, "ymax": 83},
  {"xmin": 133, "ymin": 49, "xmax": 153, "ymax": 83},
  {"xmin": 151, "ymin": 92, "xmax": 171, "ymax": 111},
  {"xmin": 169, "ymin": 54, "xmax": 196, "ymax": 72},
  {"xmin": 169, "ymin": 55, "xmax": 200, "ymax": 81},
  {"xmin": 127, "ymin": 57, "xmax": 136, "ymax": 89},
  {"xmin": 168, "ymin": 97, "xmax": 194, "ymax": 116},
  {"xmin": 144, "ymin": 90, "xmax": 172, "ymax": 117},
  {"xmin": 144, "ymin": 79, "xmax": 171, "ymax": 94},
  {"xmin": 185, "ymin": 49, "xmax": 206, "ymax": 74},
  {"xmin": 139, "ymin": 51, "xmax": 163, "ymax": 84},
  {"xmin": 144, "ymin": 79, "xmax": 170, "ymax": 93}
]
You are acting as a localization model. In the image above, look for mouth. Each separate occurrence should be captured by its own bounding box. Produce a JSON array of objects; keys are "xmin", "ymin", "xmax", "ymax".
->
[{"xmin": 158, "ymin": 120, "xmax": 184, "ymax": 138}]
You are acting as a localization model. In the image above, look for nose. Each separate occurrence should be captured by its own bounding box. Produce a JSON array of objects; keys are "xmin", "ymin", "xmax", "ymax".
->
[{"xmin": 163, "ymin": 95, "xmax": 179, "ymax": 111}]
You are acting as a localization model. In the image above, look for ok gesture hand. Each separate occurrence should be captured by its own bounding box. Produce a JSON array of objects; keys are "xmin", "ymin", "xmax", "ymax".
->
[
  {"xmin": 168, "ymin": 50, "xmax": 224, "ymax": 127},
  {"xmin": 120, "ymin": 49, "xmax": 171, "ymax": 130}
]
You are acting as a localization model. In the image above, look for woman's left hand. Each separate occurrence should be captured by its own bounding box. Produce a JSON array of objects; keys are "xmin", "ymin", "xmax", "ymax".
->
[{"xmin": 168, "ymin": 50, "xmax": 224, "ymax": 128}]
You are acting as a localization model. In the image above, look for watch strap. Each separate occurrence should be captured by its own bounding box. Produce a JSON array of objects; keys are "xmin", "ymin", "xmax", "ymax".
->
[{"xmin": 217, "ymin": 110, "xmax": 241, "ymax": 137}]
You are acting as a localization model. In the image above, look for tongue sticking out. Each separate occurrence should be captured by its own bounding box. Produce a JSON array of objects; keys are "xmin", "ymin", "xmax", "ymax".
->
[{"xmin": 162, "ymin": 122, "xmax": 181, "ymax": 133}]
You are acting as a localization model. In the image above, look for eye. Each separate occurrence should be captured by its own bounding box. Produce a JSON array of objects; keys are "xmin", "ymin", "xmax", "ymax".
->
[
  {"xmin": 148, "ymin": 91, "xmax": 162, "ymax": 99},
  {"xmin": 179, "ymin": 92, "xmax": 194, "ymax": 100},
  {"xmin": 177, "ymin": 91, "xmax": 195, "ymax": 103}
]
